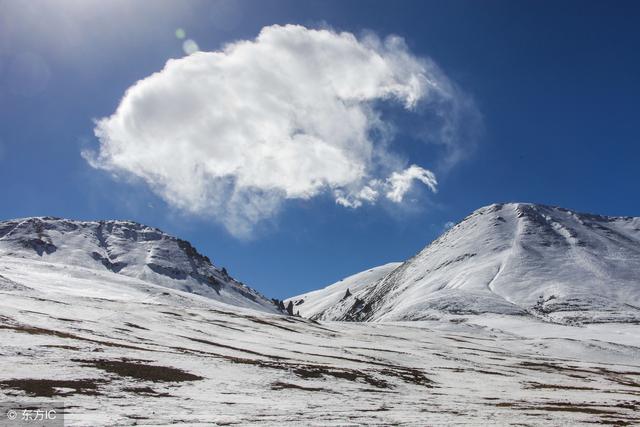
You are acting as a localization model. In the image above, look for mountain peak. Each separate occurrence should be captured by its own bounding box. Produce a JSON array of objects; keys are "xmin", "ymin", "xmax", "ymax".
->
[
  {"xmin": 289, "ymin": 203, "xmax": 640, "ymax": 324},
  {"xmin": 0, "ymin": 216, "xmax": 279, "ymax": 313}
]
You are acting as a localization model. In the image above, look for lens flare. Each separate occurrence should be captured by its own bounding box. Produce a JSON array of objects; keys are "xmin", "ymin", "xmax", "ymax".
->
[{"xmin": 182, "ymin": 39, "xmax": 199, "ymax": 55}]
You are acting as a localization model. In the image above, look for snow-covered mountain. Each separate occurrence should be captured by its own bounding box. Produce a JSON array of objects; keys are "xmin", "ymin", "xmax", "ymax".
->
[
  {"xmin": 0, "ymin": 217, "xmax": 279, "ymax": 313},
  {"xmin": 289, "ymin": 203, "xmax": 640, "ymax": 323},
  {"xmin": 2, "ymin": 251, "xmax": 639, "ymax": 425},
  {"xmin": 287, "ymin": 262, "xmax": 401, "ymax": 319},
  {"xmin": 1, "ymin": 211, "xmax": 640, "ymax": 425}
]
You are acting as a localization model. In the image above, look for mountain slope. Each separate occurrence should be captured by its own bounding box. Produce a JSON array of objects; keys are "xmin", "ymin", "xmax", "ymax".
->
[
  {"xmin": 294, "ymin": 203, "xmax": 640, "ymax": 323},
  {"xmin": 286, "ymin": 262, "xmax": 401, "ymax": 319},
  {"xmin": 0, "ymin": 217, "xmax": 278, "ymax": 313},
  {"xmin": 1, "ymin": 212, "xmax": 639, "ymax": 425},
  {"xmin": 1, "ymin": 254, "xmax": 639, "ymax": 426}
]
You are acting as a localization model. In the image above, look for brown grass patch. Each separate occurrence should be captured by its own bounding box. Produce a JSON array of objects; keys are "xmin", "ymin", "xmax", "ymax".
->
[
  {"xmin": 122, "ymin": 386, "xmax": 171, "ymax": 397},
  {"xmin": 0, "ymin": 378, "xmax": 104, "ymax": 397},
  {"xmin": 74, "ymin": 359, "xmax": 202, "ymax": 382},
  {"xmin": 0, "ymin": 324, "xmax": 147, "ymax": 350},
  {"xmin": 526, "ymin": 382, "xmax": 597, "ymax": 391},
  {"xmin": 270, "ymin": 381, "xmax": 332, "ymax": 392}
]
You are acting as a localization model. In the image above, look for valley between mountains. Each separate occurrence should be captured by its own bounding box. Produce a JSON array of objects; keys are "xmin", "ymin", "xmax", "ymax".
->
[{"xmin": 1, "ymin": 203, "xmax": 639, "ymax": 426}]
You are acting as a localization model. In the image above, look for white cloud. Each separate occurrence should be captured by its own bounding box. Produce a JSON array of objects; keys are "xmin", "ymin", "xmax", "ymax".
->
[
  {"xmin": 84, "ymin": 24, "xmax": 476, "ymax": 237},
  {"xmin": 385, "ymin": 165, "xmax": 437, "ymax": 203},
  {"xmin": 333, "ymin": 164, "xmax": 437, "ymax": 208}
]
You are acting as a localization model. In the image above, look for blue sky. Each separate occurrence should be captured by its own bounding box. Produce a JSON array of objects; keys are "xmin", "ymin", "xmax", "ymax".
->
[{"xmin": 1, "ymin": 0, "xmax": 639, "ymax": 299}]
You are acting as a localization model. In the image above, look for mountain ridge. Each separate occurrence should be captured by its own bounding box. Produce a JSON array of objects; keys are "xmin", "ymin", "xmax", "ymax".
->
[
  {"xmin": 287, "ymin": 202, "xmax": 640, "ymax": 324},
  {"xmin": 0, "ymin": 216, "xmax": 279, "ymax": 313}
]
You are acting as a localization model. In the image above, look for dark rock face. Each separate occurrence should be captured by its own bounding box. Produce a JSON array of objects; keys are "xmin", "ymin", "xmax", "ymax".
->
[
  {"xmin": 286, "ymin": 301, "xmax": 294, "ymax": 316},
  {"xmin": 177, "ymin": 238, "xmax": 211, "ymax": 265},
  {"xmin": 24, "ymin": 238, "xmax": 57, "ymax": 256},
  {"xmin": 147, "ymin": 263, "xmax": 189, "ymax": 280},
  {"xmin": 270, "ymin": 299, "xmax": 287, "ymax": 313},
  {"xmin": 91, "ymin": 252, "xmax": 127, "ymax": 273},
  {"xmin": 0, "ymin": 218, "xmax": 60, "ymax": 256}
]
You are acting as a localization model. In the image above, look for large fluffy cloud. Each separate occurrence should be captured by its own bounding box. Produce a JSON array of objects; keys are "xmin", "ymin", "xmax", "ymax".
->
[{"xmin": 85, "ymin": 24, "xmax": 476, "ymax": 237}]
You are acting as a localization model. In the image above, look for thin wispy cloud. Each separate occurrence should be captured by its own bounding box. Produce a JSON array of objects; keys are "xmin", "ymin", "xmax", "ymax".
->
[{"xmin": 84, "ymin": 24, "xmax": 479, "ymax": 237}]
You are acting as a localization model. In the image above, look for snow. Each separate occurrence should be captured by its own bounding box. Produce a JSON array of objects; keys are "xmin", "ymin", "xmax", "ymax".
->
[
  {"xmin": 1, "ymin": 208, "xmax": 639, "ymax": 425},
  {"xmin": 285, "ymin": 262, "xmax": 401, "ymax": 319},
  {"xmin": 0, "ymin": 217, "xmax": 279, "ymax": 313},
  {"xmin": 0, "ymin": 259, "xmax": 639, "ymax": 425},
  {"xmin": 299, "ymin": 203, "xmax": 640, "ymax": 323}
]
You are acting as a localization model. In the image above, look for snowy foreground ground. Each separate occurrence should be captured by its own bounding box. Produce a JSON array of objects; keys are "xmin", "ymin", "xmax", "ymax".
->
[{"xmin": 1, "ymin": 258, "xmax": 639, "ymax": 426}]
